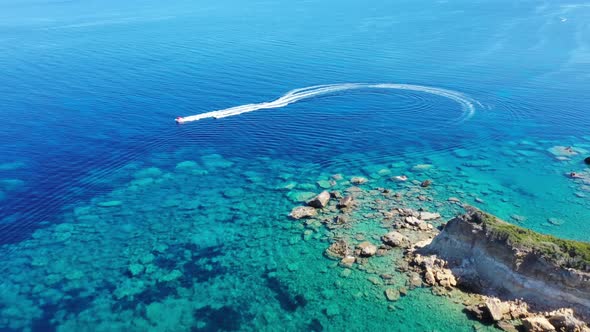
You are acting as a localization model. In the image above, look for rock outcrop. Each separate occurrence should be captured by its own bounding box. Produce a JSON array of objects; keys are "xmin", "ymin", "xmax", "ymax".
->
[
  {"xmin": 307, "ymin": 191, "xmax": 331, "ymax": 208},
  {"xmin": 424, "ymin": 207, "xmax": 590, "ymax": 321}
]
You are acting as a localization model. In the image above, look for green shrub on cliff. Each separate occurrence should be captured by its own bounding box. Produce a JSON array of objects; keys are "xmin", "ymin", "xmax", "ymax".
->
[{"xmin": 468, "ymin": 208, "xmax": 590, "ymax": 271}]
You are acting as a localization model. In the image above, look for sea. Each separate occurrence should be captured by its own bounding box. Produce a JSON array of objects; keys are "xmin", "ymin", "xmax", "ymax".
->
[{"xmin": 0, "ymin": 0, "xmax": 589, "ymax": 331}]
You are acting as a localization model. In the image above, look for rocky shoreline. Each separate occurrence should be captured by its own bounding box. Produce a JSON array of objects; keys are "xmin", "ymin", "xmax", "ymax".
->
[{"xmin": 289, "ymin": 178, "xmax": 590, "ymax": 331}]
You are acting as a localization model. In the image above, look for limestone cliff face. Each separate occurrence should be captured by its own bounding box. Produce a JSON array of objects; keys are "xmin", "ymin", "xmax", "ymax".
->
[{"xmin": 425, "ymin": 208, "xmax": 590, "ymax": 320}]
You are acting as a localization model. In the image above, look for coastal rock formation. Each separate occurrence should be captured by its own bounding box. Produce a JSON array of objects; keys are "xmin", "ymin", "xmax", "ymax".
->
[{"xmin": 424, "ymin": 207, "xmax": 590, "ymax": 321}]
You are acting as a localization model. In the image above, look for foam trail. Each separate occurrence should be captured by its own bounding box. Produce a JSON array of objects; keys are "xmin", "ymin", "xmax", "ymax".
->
[{"xmin": 178, "ymin": 83, "xmax": 477, "ymax": 123}]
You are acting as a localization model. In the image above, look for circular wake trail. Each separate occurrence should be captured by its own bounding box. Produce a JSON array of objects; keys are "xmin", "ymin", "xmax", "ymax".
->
[{"xmin": 178, "ymin": 83, "xmax": 478, "ymax": 123}]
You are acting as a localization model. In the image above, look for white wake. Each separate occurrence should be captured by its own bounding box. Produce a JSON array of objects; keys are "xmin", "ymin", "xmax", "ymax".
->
[{"xmin": 177, "ymin": 83, "xmax": 478, "ymax": 123}]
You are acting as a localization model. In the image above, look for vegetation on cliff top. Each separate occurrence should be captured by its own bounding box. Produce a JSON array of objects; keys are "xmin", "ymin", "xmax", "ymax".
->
[{"xmin": 467, "ymin": 207, "xmax": 590, "ymax": 271}]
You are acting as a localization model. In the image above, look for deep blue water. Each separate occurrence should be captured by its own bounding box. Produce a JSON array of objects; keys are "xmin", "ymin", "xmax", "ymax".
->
[{"xmin": 1, "ymin": 0, "xmax": 589, "ymax": 331}]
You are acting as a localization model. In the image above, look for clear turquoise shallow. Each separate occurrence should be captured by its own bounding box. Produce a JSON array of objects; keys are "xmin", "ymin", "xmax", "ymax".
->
[{"xmin": 1, "ymin": 0, "xmax": 590, "ymax": 331}]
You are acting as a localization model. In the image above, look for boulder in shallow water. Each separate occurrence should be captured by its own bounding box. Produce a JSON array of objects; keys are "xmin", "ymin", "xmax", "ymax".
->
[
  {"xmin": 384, "ymin": 288, "xmax": 400, "ymax": 302},
  {"xmin": 420, "ymin": 180, "xmax": 432, "ymax": 188},
  {"xmin": 289, "ymin": 206, "xmax": 317, "ymax": 219},
  {"xmin": 357, "ymin": 241, "xmax": 377, "ymax": 257},
  {"xmin": 381, "ymin": 231, "xmax": 410, "ymax": 248},
  {"xmin": 585, "ymin": 157, "xmax": 590, "ymax": 165},
  {"xmin": 339, "ymin": 256, "xmax": 355, "ymax": 267},
  {"xmin": 307, "ymin": 191, "xmax": 330, "ymax": 208}
]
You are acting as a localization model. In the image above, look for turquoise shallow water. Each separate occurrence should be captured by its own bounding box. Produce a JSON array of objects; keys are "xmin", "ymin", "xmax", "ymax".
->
[{"xmin": 1, "ymin": 0, "xmax": 590, "ymax": 331}]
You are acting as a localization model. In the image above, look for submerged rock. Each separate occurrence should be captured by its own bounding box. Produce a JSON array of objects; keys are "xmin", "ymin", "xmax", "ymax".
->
[
  {"xmin": 384, "ymin": 288, "xmax": 400, "ymax": 302},
  {"xmin": 350, "ymin": 177, "xmax": 368, "ymax": 185},
  {"xmin": 289, "ymin": 206, "xmax": 317, "ymax": 219},
  {"xmin": 325, "ymin": 240, "xmax": 349, "ymax": 260},
  {"xmin": 337, "ymin": 196, "xmax": 353, "ymax": 209},
  {"xmin": 97, "ymin": 200, "xmax": 122, "ymax": 208},
  {"xmin": 585, "ymin": 157, "xmax": 590, "ymax": 165},
  {"xmin": 317, "ymin": 180, "xmax": 333, "ymax": 189},
  {"xmin": 128, "ymin": 263, "xmax": 145, "ymax": 277}
]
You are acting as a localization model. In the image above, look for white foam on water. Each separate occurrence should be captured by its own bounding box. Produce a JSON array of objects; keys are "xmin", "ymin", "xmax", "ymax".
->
[{"xmin": 177, "ymin": 83, "xmax": 478, "ymax": 123}]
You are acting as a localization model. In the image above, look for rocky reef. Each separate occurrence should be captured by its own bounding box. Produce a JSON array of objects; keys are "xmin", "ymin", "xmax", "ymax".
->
[
  {"xmin": 425, "ymin": 207, "xmax": 590, "ymax": 321},
  {"xmin": 289, "ymin": 179, "xmax": 590, "ymax": 331}
]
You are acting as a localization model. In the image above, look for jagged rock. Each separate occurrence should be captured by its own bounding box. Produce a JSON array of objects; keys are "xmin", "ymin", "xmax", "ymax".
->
[
  {"xmin": 381, "ymin": 231, "xmax": 410, "ymax": 247},
  {"xmin": 417, "ymin": 222, "xmax": 431, "ymax": 231},
  {"xmin": 307, "ymin": 191, "xmax": 330, "ymax": 208},
  {"xmin": 435, "ymin": 269, "xmax": 457, "ymax": 289},
  {"xmin": 351, "ymin": 177, "xmax": 368, "ymax": 185},
  {"xmin": 330, "ymin": 191, "xmax": 342, "ymax": 199},
  {"xmin": 385, "ymin": 288, "xmax": 400, "ymax": 301},
  {"xmin": 424, "ymin": 268, "xmax": 436, "ymax": 286},
  {"xmin": 496, "ymin": 321, "xmax": 518, "ymax": 332},
  {"xmin": 522, "ymin": 316, "xmax": 556, "ymax": 332},
  {"xmin": 484, "ymin": 298, "xmax": 510, "ymax": 321},
  {"xmin": 337, "ymin": 196, "xmax": 354, "ymax": 209},
  {"xmin": 547, "ymin": 308, "xmax": 590, "ymax": 332},
  {"xmin": 465, "ymin": 304, "xmax": 488, "ymax": 322},
  {"xmin": 325, "ymin": 240, "xmax": 348, "ymax": 259},
  {"xmin": 413, "ymin": 239, "xmax": 433, "ymax": 249},
  {"xmin": 407, "ymin": 272, "xmax": 423, "ymax": 288},
  {"xmin": 289, "ymin": 206, "xmax": 318, "ymax": 219},
  {"xmin": 405, "ymin": 216, "xmax": 423, "ymax": 226},
  {"xmin": 427, "ymin": 207, "xmax": 590, "ymax": 320},
  {"xmin": 507, "ymin": 300, "xmax": 529, "ymax": 319},
  {"xmin": 357, "ymin": 241, "xmax": 377, "ymax": 257},
  {"xmin": 398, "ymin": 208, "xmax": 418, "ymax": 217}
]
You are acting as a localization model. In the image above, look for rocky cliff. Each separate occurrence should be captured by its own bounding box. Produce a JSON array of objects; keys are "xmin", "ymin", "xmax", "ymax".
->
[{"xmin": 425, "ymin": 207, "xmax": 590, "ymax": 321}]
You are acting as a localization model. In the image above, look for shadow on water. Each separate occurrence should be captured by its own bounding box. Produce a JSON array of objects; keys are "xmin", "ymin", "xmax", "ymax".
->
[
  {"xmin": 113, "ymin": 243, "xmax": 228, "ymax": 312},
  {"xmin": 192, "ymin": 305, "xmax": 243, "ymax": 332},
  {"xmin": 262, "ymin": 269, "xmax": 307, "ymax": 313},
  {"xmin": 30, "ymin": 288, "xmax": 99, "ymax": 332},
  {"xmin": 308, "ymin": 318, "xmax": 324, "ymax": 331}
]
